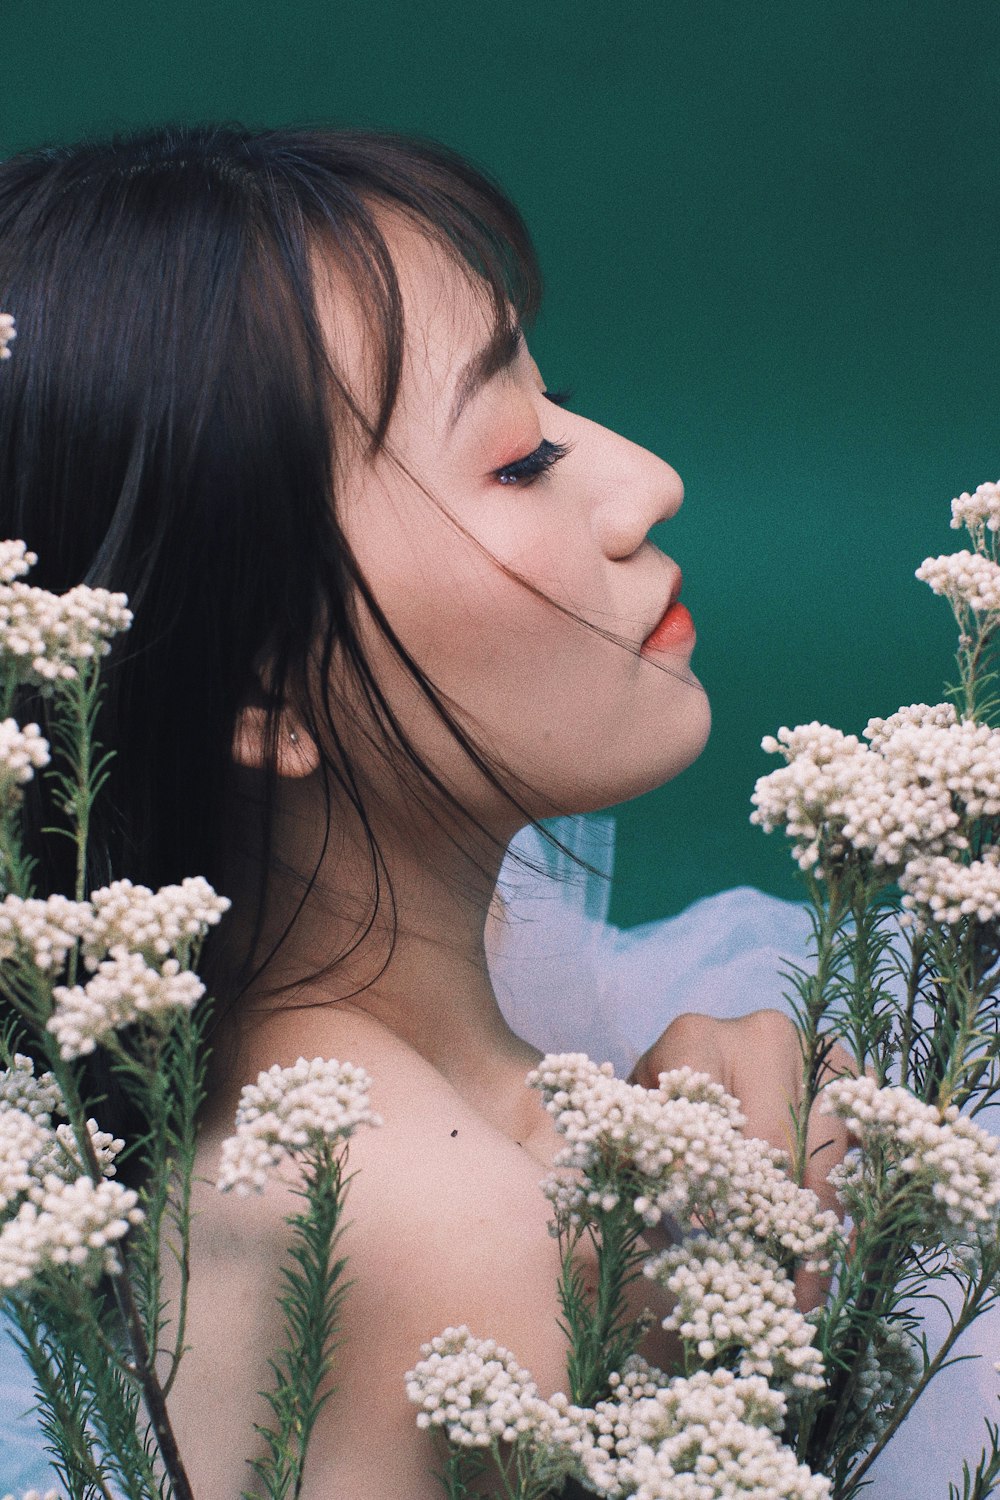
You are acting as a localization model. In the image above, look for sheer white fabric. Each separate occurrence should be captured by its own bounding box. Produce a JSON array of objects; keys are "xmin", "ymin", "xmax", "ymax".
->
[{"xmin": 1, "ymin": 814, "xmax": 997, "ymax": 1493}]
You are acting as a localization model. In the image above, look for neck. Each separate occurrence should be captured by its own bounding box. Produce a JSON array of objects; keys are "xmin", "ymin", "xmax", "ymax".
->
[{"xmin": 209, "ymin": 765, "xmax": 540, "ymax": 1101}]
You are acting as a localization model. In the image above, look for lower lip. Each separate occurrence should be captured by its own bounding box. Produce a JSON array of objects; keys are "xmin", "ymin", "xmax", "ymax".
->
[{"xmin": 641, "ymin": 601, "xmax": 696, "ymax": 655}]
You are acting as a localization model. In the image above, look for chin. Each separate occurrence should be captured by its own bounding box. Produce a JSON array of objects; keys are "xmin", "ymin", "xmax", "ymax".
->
[
  {"xmin": 624, "ymin": 687, "xmax": 712, "ymax": 802},
  {"xmin": 537, "ymin": 695, "xmax": 713, "ymax": 818}
]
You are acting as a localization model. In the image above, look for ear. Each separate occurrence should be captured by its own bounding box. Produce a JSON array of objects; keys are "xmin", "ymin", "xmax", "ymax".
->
[{"xmin": 230, "ymin": 705, "xmax": 321, "ymax": 778}]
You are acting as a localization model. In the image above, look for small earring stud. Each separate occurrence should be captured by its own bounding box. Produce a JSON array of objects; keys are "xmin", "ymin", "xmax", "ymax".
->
[{"xmin": 289, "ymin": 729, "xmax": 299, "ymax": 745}]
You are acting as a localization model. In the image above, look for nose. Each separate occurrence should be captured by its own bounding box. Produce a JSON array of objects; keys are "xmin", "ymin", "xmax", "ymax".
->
[{"xmin": 589, "ymin": 431, "xmax": 685, "ymax": 561}]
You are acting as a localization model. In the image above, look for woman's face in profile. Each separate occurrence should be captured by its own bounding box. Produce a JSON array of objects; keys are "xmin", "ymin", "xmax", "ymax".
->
[{"xmin": 314, "ymin": 216, "xmax": 711, "ymax": 833}]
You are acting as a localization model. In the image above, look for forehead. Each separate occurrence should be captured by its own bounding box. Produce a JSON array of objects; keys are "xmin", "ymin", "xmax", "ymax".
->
[{"xmin": 309, "ymin": 209, "xmax": 497, "ymax": 433}]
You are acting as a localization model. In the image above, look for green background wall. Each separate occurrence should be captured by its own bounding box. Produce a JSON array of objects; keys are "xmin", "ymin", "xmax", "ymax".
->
[{"xmin": 2, "ymin": 1, "xmax": 997, "ymax": 924}]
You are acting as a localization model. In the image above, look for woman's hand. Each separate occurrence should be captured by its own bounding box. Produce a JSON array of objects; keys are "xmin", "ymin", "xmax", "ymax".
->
[{"xmin": 627, "ymin": 1007, "xmax": 859, "ymax": 1309}]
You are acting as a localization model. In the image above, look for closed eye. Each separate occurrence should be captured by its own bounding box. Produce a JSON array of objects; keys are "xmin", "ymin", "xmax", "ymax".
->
[{"xmin": 493, "ymin": 437, "xmax": 572, "ymax": 487}]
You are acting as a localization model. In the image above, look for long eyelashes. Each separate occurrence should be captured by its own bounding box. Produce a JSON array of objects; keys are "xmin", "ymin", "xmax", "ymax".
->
[
  {"xmin": 492, "ymin": 387, "xmax": 575, "ymax": 487},
  {"xmin": 494, "ymin": 437, "xmax": 573, "ymax": 487}
]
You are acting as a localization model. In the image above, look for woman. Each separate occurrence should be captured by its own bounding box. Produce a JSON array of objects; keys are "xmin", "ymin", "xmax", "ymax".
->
[{"xmin": 0, "ymin": 124, "xmax": 852, "ymax": 1495}]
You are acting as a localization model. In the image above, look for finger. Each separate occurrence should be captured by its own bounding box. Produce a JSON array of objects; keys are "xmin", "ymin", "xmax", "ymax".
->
[{"xmin": 627, "ymin": 1012, "xmax": 727, "ymax": 1091}]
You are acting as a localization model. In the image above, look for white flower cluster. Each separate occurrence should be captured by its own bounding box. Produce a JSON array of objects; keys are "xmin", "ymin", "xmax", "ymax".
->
[
  {"xmin": 405, "ymin": 1325, "xmax": 575, "ymax": 1459},
  {"xmin": 0, "ymin": 1056, "xmax": 134, "ymax": 1296},
  {"xmin": 0, "ymin": 717, "xmax": 50, "ymax": 806},
  {"xmin": 528, "ymin": 1056, "xmax": 840, "ymax": 1271},
  {"xmin": 568, "ymin": 1363, "xmax": 830, "ymax": 1499},
  {"xmin": 0, "ymin": 541, "xmax": 132, "ymax": 687},
  {"xmin": 752, "ymin": 715, "xmax": 975, "ymax": 873},
  {"xmin": 870, "ymin": 712, "xmax": 1000, "ymax": 826},
  {"xmin": 821, "ymin": 1075, "xmax": 1000, "ymax": 1247},
  {"xmin": 645, "ymin": 1232, "xmax": 825, "ymax": 1394},
  {"xmin": 0, "ymin": 1106, "xmax": 51, "ymax": 1213},
  {"xmin": 900, "ymin": 846, "xmax": 1000, "ymax": 925},
  {"xmin": 0, "ymin": 879, "xmax": 229, "ymax": 1058},
  {"xmin": 950, "ymin": 480, "xmax": 1000, "ymax": 543},
  {"xmin": 48, "ymin": 949, "xmax": 206, "ymax": 1060},
  {"xmin": 0, "ymin": 1173, "xmax": 142, "ymax": 1292},
  {"xmin": 0, "ymin": 542, "xmax": 34, "ymax": 586},
  {"xmin": 0, "ymin": 312, "xmax": 15, "ymax": 361},
  {"xmin": 751, "ymin": 723, "xmax": 878, "ymax": 872},
  {"xmin": 0, "ymin": 1052, "xmax": 62, "ymax": 1120},
  {"xmin": 83, "ymin": 876, "xmax": 230, "ymax": 967},
  {"xmin": 217, "ymin": 1056, "xmax": 381, "ymax": 1194},
  {"xmin": 0, "ymin": 1056, "xmax": 123, "ymax": 1214},
  {"xmin": 862, "ymin": 700, "xmax": 959, "ymax": 751},
  {"xmin": 0, "ymin": 1111, "xmax": 125, "ymax": 1216},
  {"xmin": 0, "ymin": 892, "xmax": 95, "ymax": 972},
  {"xmin": 752, "ymin": 707, "xmax": 1000, "ymax": 918},
  {"xmin": 915, "ymin": 549, "xmax": 1000, "ymax": 614},
  {"xmin": 529, "ymin": 1055, "xmax": 740, "ymax": 1225},
  {"xmin": 2, "ymin": 1490, "xmax": 63, "ymax": 1500}
]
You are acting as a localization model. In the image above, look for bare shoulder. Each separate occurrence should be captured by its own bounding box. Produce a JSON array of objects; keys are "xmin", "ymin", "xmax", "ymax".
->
[{"xmin": 162, "ymin": 1006, "xmax": 575, "ymax": 1498}]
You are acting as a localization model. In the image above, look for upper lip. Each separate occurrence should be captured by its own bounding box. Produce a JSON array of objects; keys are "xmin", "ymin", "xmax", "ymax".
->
[{"xmin": 642, "ymin": 567, "xmax": 683, "ymax": 643}]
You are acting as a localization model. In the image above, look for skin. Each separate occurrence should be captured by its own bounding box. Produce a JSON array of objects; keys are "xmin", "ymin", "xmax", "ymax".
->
[{"xmin": 160, "ymin": 214, "xmax": 854, "ymax": 1497}]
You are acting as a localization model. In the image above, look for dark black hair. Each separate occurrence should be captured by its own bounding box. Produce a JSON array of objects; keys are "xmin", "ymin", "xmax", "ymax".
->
[{"xmin": 0, "ymin": 121, "xmax": 612, "ymax": 1137}]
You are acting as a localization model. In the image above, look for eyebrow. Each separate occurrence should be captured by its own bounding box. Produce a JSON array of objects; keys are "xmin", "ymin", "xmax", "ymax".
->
[{"xmin": 447, "ymin": 322, "xmax": 524, "ymax": 432}]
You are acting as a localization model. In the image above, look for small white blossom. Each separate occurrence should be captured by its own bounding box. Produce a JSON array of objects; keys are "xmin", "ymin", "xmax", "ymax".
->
[
  {"xmin": 752, "ymin": 709, "xmax": 1000, "ymax": 876},
  {"xmin": 47, "ymin": 947, "xmax": 205, "ymax": 1059},
  {"xmin": 0, "ymin": 573, "xmax": 132, "ymax": 688},
  {"xmin": 568, "ymin": 1365, "xmax": 829, "ymax": 1499},
  {"xmin": 863, "ymin": 701, "xmax": 958, "ymax": 751},
  {"xmin": 0, "ymin": 1109, "xmax": 101, "ymax": 1217},
  {"xmin": 0, "ymin": 1108, "xmax": 51, "ymax": 1214},
  {"xmin": 0, "ymin": 542, "xmax": 35, "ymax": 586},
  {"xmin": 916, "ymin": 550, "xmax": 1000, "ymax": 614},
  {"xmin": 0, "ymin": 312, "xmax": 15, "ymax": 361},
  {"xmin": 0, "ymin": 1173, "xmax": 142, "ymax": 1293},
  {"xmin": 0, "ymin": 892, "xmax": 95, "ymax": 972},
  {"xmin": 822, "ymin": 1075, "xmax": 1000, "ymax": 1247},
  {"xmin": 725, "ymin": 1135, "xmax": 841, "ymax": 1271},
  {"xmin": 405, "ymin": 1325, "xmax": 576, "ymax": 1461},
  {"xmin": 751, "ymin": 724, "xmax": 880, "ymax": 872},
  {"xmin": 950, "ymin": 481, "xmax": 1000, "ymax": 542},
  {"xmin": 626, "ymin": 1417, "xmax": 832, "ymax": 1499},
  {"xmin": 876, "ymin": 715, "xmax": 1000, "ymax": 823},
  {"xmin": 0, "ymin": 1053, "xmax": 63, "ymax": 1121},
  {"xmin": 0, "ymin": 1056, "xmax": 123, "ymax": 1218},
  {"xmin": 217, "ymin": 1056, "xmax": 381, "ymax": 1194},
  {"xmin": 900, "ymin": 846, "xmax": 1000, "ymax": 926},
  {"xmin": 0, "ymin": 718, "xmax": 50, "ymax": 806},
  {"xmin": 645, "ymin": 1232, "xmax": 825, "ymax": 1394},
  {"xmin": 83, "ymin": 876, "xmax": 231, "ymax": 969},
  {"xmin": 529, "ymin": 1056, "xmax": 841, "ymax": 1270},
  {"xmin": 33, "ymin": 1119, "xmax": 125, "ymax": 1187}
]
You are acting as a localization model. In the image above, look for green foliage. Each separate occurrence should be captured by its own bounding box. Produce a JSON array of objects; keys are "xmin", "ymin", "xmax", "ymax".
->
[
  {"xmin": 949, "ymin": 1416, "xmax": 1000, "ymax": 1500},
  {"xmin": 555, "ymin": 1205, "xmax": 649, "ymax": 1409},
  {"xmin": 241, "ymin": 1143, "xmax": 353, "ymax": 1500}
]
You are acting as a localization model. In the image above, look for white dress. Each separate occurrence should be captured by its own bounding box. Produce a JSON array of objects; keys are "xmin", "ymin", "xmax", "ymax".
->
[{"xmin": 1, "ymin": 814, "xmax": 997, "ymax": 1494}]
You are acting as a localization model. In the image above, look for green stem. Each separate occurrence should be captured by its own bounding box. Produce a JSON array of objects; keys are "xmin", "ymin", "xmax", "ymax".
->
[
  {"xmin": 846, "ymin": 1258, "xmax": 999, "ymax": 1490},
  {"xmin": 898, "ymin": 930, "xmax": 928, "ymax": 1092},
  {"xmin": 44, "ymin": 1049, "xmax": 196, "ymax": 1500},
  {"xmin": 242, "ymin": 1143, "xmax": 352, "ymax": 1500},
  {"xmin": 558, "ymin": 1203, "xmax": 647, "ymax": 1407},
  {"xmin": 6, "ymin": 1305, "xmax": 120, "ymax": 1500},
  {"xmin": 789, "ymin": 872, "xmax": 851, "ymax": 1188}
]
